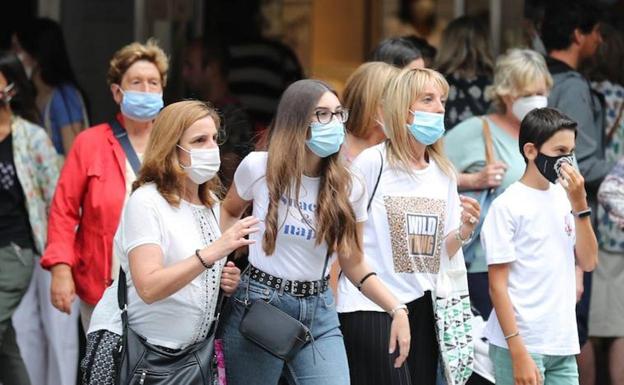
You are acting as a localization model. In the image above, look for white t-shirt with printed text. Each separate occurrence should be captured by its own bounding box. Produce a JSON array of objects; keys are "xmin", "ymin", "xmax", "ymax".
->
[
  {"xmin": 337, "ymin": 143, "xmax": 463, "ymax": 313},
  {"xmin": 234, "ymin": 151, "xmax": 368, "ymax": 281},
  {"xmin": 481, "ymin": 181, "xmax": 579, "ymax": 356}
]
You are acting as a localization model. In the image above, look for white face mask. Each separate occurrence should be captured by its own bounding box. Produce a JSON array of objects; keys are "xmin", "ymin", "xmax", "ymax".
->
[
  {"xmin": 177, "ymin": 145, "xmax": 220, "ymax": 184},
  {"xmin": 511, "ymin": 95, "xmax": 548, "ymax": 122}
]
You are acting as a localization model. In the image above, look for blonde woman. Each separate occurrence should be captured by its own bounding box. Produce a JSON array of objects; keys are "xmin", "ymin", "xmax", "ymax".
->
[
  {"xmin": 81, "ymin": 101, "xmax": 247, "ymax": 384},
  {"xmin": 444, "ymin": 48, "xmax": 553, "ymax": 318},
  {"xmin": 342, "ymin": 62, "xmax": 400, "ymax": 162},
  {"xmin": 220, "ymin": 79, "xmax": 411, "ymax": 385},
  {"xmin": 337, "ymin": 68, "xmax": 480, "ymax": 385}
]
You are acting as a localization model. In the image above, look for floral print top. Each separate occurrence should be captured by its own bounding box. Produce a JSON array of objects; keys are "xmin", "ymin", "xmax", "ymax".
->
[
  {"xmin": 592, "ymin": 80, "xmax": 624, "ymax": 252},
  {"xmin": 12, "ymin": 115, "xmax": 60, "ymax": 254}
]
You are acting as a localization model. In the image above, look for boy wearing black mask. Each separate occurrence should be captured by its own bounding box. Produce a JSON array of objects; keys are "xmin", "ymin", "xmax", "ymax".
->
[{"xmin": 481, "ymin": 108, "xmax": 598, "ymax": 385}]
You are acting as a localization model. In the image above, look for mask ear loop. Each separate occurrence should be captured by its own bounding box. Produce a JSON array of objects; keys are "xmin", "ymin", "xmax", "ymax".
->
[{"xmin": 176, "ymin": 144, "xmax": 192, "ymax": 169}]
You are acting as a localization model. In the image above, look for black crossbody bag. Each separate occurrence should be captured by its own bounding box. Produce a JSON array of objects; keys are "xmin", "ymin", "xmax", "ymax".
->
[
  {"xmin": 239, "ymin": 242, "xmax": 331, "ymax": 361},
  {"xmin": 114, "ymin": 269, "xmax": 225, "ymax": 385}
]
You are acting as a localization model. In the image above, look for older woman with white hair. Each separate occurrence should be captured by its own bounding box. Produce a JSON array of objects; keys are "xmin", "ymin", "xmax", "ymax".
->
[{"xmin": 444, "ymin": 48, "xmax": 553, "ymax": 318}]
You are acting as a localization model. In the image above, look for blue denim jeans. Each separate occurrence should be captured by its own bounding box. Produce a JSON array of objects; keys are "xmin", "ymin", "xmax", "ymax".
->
[{"xmin": 222, "ymin": 271, "xmax": 350, "ymax": 385}]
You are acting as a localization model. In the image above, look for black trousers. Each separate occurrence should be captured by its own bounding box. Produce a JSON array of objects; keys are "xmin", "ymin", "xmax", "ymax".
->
[{"xmin": 339, "ymin": 292, "xmax": 439, "ymax": 385}]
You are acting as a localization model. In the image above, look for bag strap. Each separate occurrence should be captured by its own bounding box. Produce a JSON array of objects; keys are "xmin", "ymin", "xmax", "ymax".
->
[
  {"xmin": 481, "ymin": 117, "xmax": 496, "ymax": 165},
  {"xmin": 110, "ymin": 118, "xmax": 141, "ymax": 175},
  {"xmin": 367, "ymin": 149, "xmax": 384, "ymax": 212}
]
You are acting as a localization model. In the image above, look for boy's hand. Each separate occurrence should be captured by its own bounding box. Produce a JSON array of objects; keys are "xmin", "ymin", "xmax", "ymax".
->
[
  {"xmin": 559, "ymin": 163, "xmax": 588, "ymax": 212},
  {"xmin": 512, "ymin": 351, "xmax": 543, "ymax": 385}
]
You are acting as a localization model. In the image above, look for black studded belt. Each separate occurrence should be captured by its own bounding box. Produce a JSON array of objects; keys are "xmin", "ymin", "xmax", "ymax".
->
[{"xmin": 247, "ymin": 265, "xmax": 329, "ymax": 297}]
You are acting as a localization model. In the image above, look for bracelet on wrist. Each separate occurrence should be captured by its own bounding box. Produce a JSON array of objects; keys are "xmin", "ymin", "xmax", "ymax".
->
[
  {"xmin": 504, "ymin": 330, "xmax": 520, "ymax": 340},
  {"xmin": 389, "ymin": 304, "xmax": 409, "ymax": 318},
  {"xmin": 455, "ymin": 224, "xmax": 475, "ymax": 245},
  {"xmin": 195, "ymin": 249, "xmax": 214, "ymax": 269}
]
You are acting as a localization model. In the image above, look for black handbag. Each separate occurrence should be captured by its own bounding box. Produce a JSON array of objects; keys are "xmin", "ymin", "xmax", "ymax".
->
[
  {"xmin": 238, "ymin": 252, "xmax": 330, "ymax": 361},
  {"xmin": 113, "ymin": 268, "xmax": 224, "ymax": 385}
]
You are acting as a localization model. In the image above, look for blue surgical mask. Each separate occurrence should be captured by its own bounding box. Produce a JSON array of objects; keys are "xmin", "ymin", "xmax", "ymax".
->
[
  {"xmin": 306, "ymin": 120, "xmax": 345, "ymax": 158},
  {"xmin": 120, "ymin": 89, "xmax": 164, "ymax": 122},
  {"xmin": 407, "ymin": 110, "xmax": 445, "ymax": 145}
]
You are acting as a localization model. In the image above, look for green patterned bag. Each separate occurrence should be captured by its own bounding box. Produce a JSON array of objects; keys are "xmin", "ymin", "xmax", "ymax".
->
[{"xmin": 432, "ymin": 250, "xmax": 474, "ymax": 385}]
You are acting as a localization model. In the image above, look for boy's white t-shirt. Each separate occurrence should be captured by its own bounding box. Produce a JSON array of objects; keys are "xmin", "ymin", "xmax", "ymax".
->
[
  {"xmin": 337, "ymin": 143, "xmax": 463, "ymax": 313},
  {"xmin": 88, "ymin": 183, "xmax": 225, "ymax": 349},
  {"xmin": 481, "ymin": 181, "xmax": 579, "ymax": 356},
  {"xmin": 234, "ymin": 151, "xmax": 368, "ymax": 281}
]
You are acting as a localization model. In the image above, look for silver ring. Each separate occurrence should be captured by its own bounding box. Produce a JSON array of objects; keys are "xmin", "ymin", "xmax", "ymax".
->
[
  {"xmin": 495, "ymin": 174, "xmax": 502, "ymax": 181},
  {"xmin": 469, "ymin": 216, "xmax": 477, "ymax": 224}
]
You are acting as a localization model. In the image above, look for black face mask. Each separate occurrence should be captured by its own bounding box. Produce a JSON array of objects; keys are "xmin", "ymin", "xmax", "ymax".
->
[{"xmin": 535, "ymin": 152, "xmax": 575, "ymax": 184}]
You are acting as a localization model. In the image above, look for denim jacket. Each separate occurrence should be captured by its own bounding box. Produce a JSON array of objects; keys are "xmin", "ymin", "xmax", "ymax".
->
[{"xmin": 12, "ymin": 116, "xmax": 60, "ymax": 254}]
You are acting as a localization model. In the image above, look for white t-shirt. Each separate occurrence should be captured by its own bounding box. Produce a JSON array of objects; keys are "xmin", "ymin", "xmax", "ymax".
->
[
  {"xmin": 234, "ymin": 151, "xmax": 367, "ymax": 281},
  {"xmin": 481, "ymin": 181, "xmax": 579, "ymax": 356},
  {"xmin": 88, "ymin": 183, "xmax": 225, "ymax": 349},
  {"xmin": 337, "ymin": 143, "xmax": 463, "ymax": 313}
]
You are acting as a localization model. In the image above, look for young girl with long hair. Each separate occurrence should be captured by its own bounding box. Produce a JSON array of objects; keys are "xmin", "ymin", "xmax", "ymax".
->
[{"xmin": 220, "ymin": 79, "xmax": 411, "ymax": 385}]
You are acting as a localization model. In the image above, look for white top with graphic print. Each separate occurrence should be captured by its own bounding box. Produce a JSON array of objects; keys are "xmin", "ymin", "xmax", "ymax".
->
[
  {"xmin": 482, "ymin": 181, "xmax": 579, "ymax": 356},
  {"xmin": 234, "ymin": 151, "xmax": 368, "ymax": 281},
  {"xmin": 336, "ymin": 143, "xmax": 463, "ymax": 313}
]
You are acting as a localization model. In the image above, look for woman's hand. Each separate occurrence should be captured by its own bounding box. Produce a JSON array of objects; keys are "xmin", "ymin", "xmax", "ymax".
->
[
  {"xmin": 388, "ymin": 310, "xmax": 411, "ymax": 368},
  {"xmin": 472, "ymin": 162, "xmax": 507, "ymax": 189},
  {"xmin": 50, "ymin": 264, "xmax": 76, "ymax": 314},
  {"xmin": 210, "ymin": 216, "xmax": 260, "ymax": 262},
  {"xmin": 459, "ymin": 195, "xmax": 481, "ymax": 237},
  {"xmin": 220, "ymin": 261, "xmax": 241, "ymax": 296},
  {"xmin": 512, "ymin": 351, "xmax": 542, "ymax": 385}
]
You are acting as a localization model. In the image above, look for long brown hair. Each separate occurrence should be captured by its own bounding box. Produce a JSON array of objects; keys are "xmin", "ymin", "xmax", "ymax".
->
[
  {"xmin": 133, "ymin": 100, "xmax": 222, "ymax": 207},
  {"xmin": 434, "ymin": 16, "xmax": 494, "ymax": 78},
  {"xmin": 263, "ymin": 79, "xmax": 360, "ymax": 258}
]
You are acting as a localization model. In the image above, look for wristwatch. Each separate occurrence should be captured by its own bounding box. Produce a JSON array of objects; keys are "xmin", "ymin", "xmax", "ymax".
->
[{"xmin": 571, "ymin": 208, "xmax": 592, "ymax": 218}]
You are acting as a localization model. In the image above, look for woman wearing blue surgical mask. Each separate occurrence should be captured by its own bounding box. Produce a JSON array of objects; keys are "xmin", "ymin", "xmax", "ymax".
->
[
  {"xmin": 337, "ymin": 67, "xmax": 480, "ymax": 385},
  {"xmin": 220, "ymin": 79, "xmax": 411, "ymax": 385},
  {"xmin": 444, "ymin": 49, "xmax": 553, "ymax": 321},
  {"xmin": 38, "ymin": 40, "xmax": 168, "ymax": 347}
]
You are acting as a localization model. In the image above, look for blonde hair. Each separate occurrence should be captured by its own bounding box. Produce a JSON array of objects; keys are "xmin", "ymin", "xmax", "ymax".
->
[
  {"xmin": 107, "ymin": 39, "xmax": 169, "ymax": 86},
  {"xmin": 343, "ymin": 62, "xmax": 400, "ymax": 139},
  {"xmin": 382, "ymin": 67, "xmax": 455, "ymax": 177},
  {"xmin": 133, "ymin": 100, "xmax": 222, "ymax": 207},
  {"xmin": 486, "ymin": 49, "xmax": 553, "ymax": 113},
  {"xmin": 263, "ymin": 79, "xmax": 360, "ymax": 259}
]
